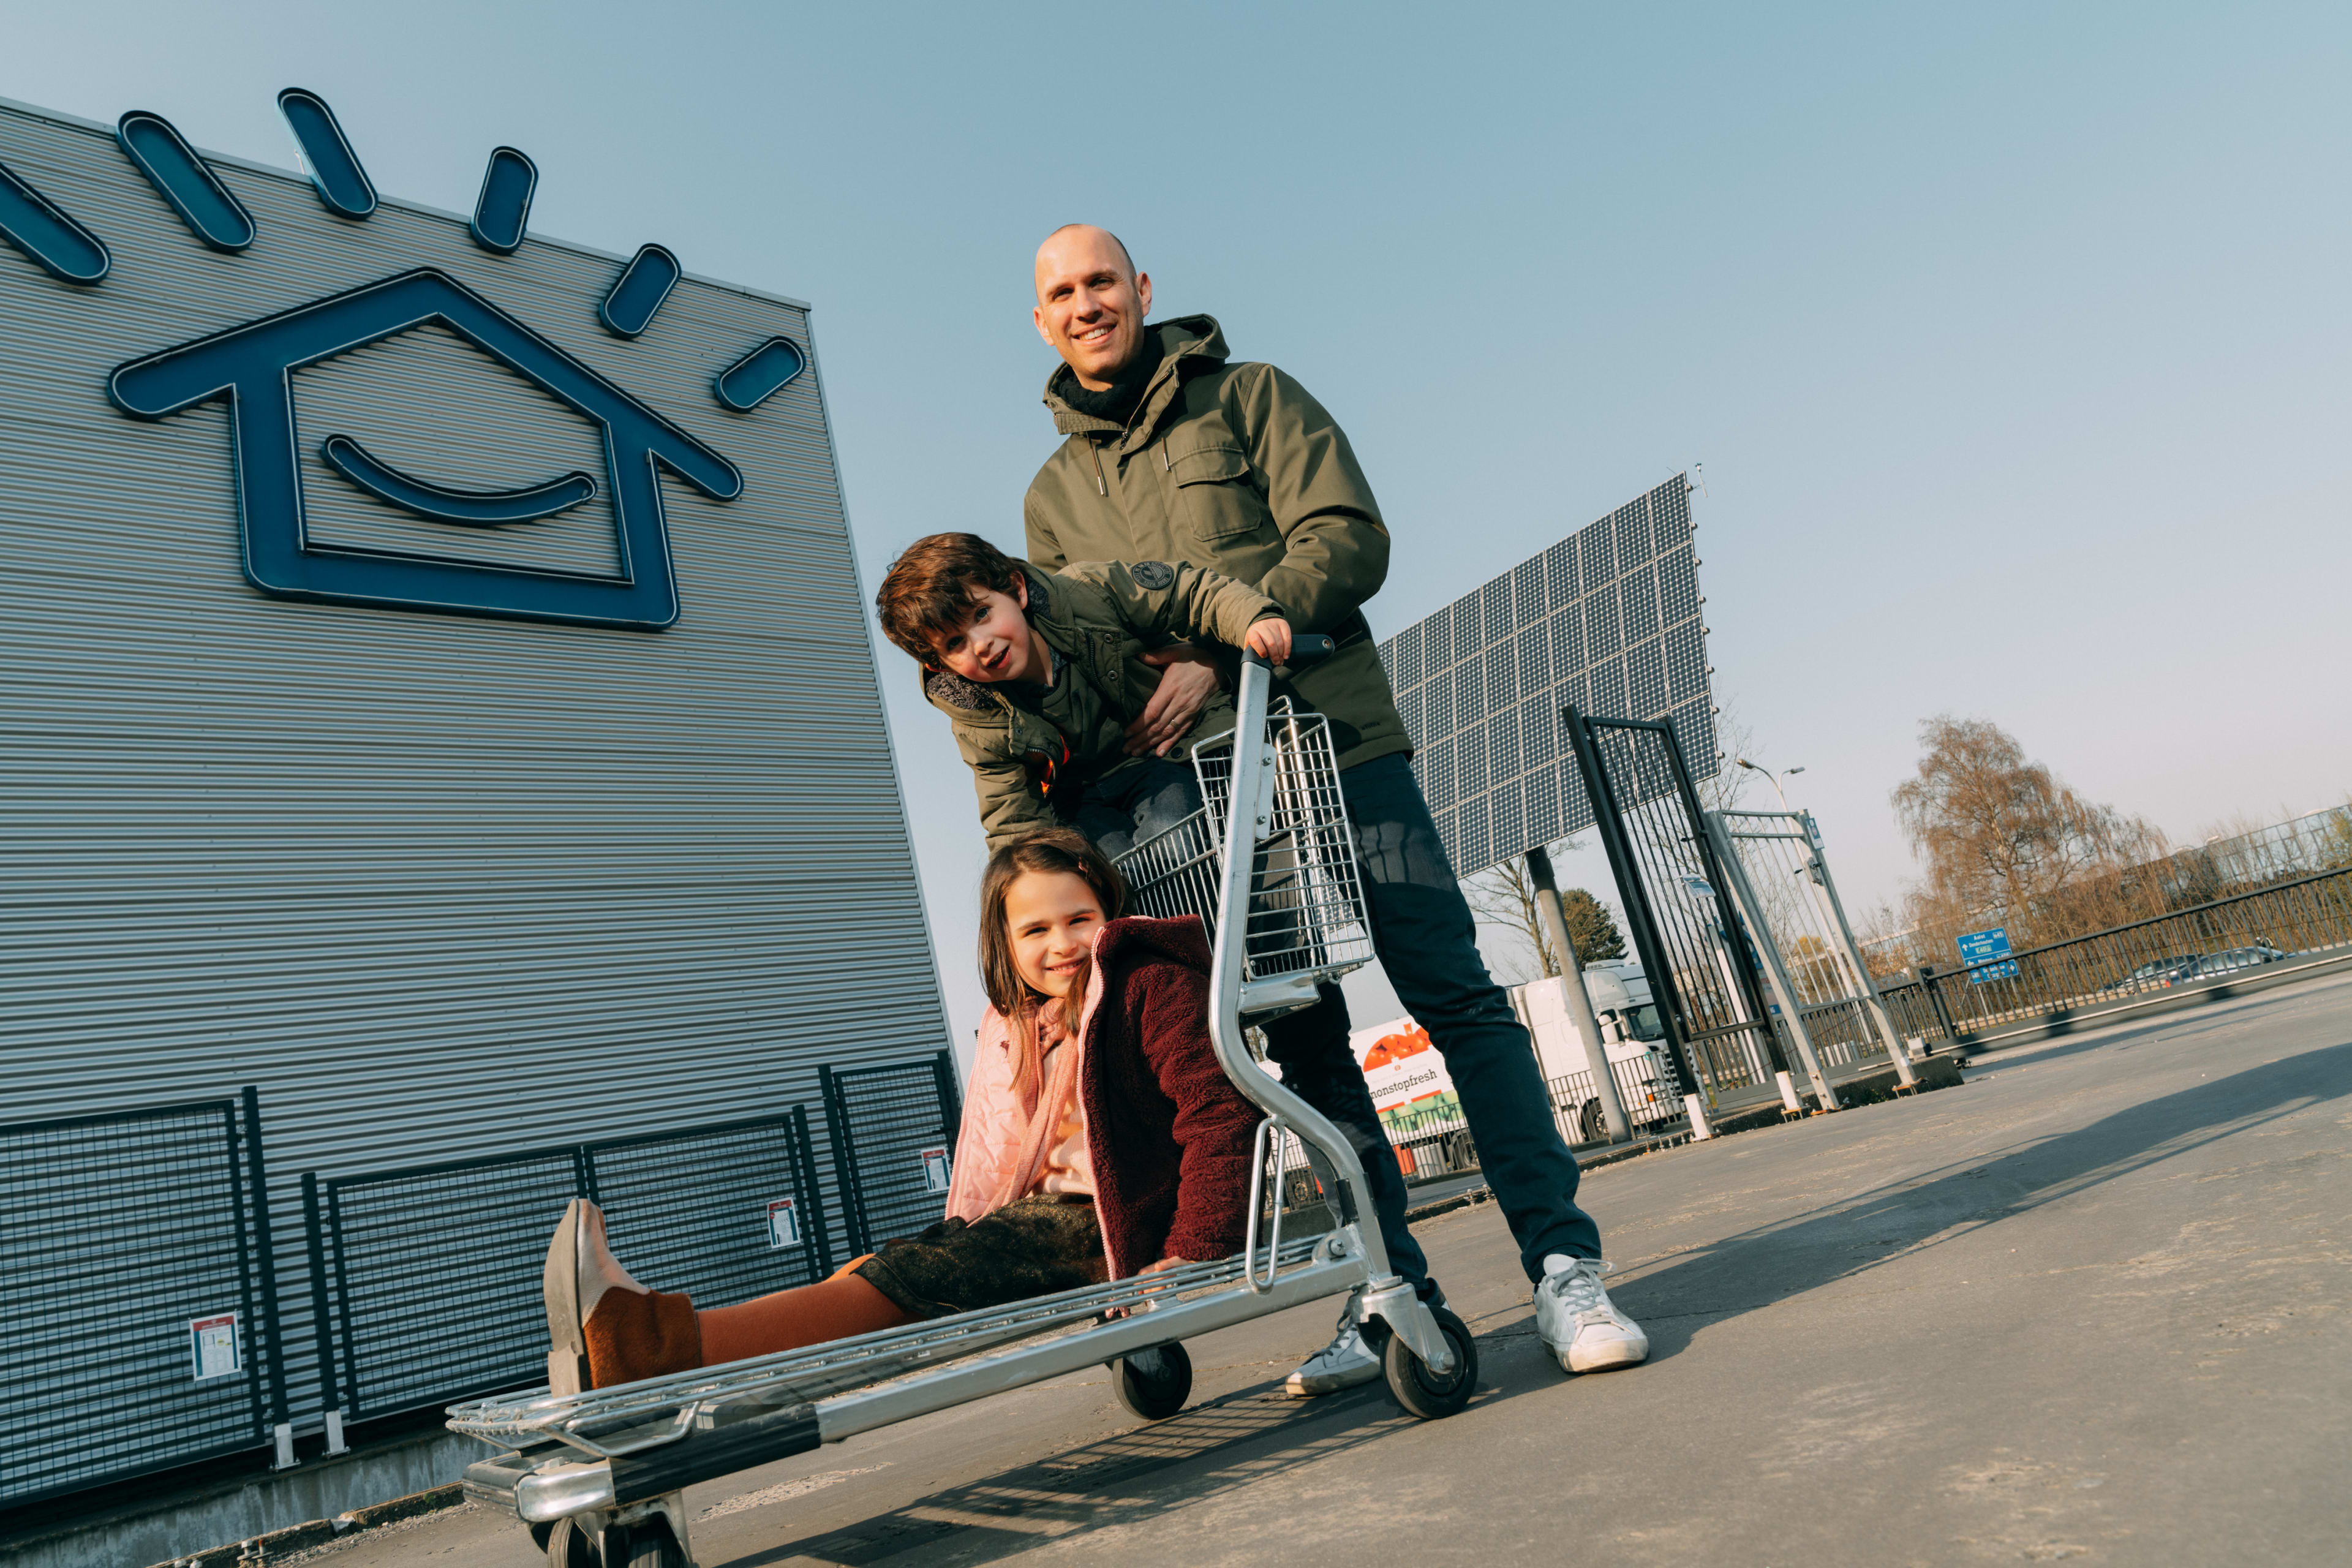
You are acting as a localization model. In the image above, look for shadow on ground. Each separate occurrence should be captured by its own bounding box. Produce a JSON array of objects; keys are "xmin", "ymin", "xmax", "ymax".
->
[
  {"xmin": 717, "ymin": 1347, "xmax": 1541, "ymax": 1567},
  {"xmin": 1612, "ymin": 1038, "xmax": 2352, "ymax": 1358}
]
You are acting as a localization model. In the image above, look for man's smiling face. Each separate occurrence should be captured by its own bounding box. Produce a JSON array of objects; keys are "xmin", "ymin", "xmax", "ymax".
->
[{"xmin": 1033, "ymin": 225, "xmax": 1153, "ymax": 391}]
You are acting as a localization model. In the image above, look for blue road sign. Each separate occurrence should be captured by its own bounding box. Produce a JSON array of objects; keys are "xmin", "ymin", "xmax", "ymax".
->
[{"xmin": 1958, "ymin": 926, "xmax": 2019, "ymax": 983}]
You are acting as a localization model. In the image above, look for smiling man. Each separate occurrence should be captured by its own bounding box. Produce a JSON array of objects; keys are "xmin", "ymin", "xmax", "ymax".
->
[{"xmin": 1022, "ymin": 224, "xmax": 1651, "ymax": 1395}]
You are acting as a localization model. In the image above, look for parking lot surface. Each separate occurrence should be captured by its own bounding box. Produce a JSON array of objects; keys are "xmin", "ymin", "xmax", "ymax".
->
[{"xmin": 321, "ymin": 974, "xmax": 2352, "ymax": 1566}]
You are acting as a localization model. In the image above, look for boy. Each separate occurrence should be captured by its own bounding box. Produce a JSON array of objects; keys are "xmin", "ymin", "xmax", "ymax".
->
[{"xmin": 875, "ymin": 533, "xmax": 1291, "ymax": 853}]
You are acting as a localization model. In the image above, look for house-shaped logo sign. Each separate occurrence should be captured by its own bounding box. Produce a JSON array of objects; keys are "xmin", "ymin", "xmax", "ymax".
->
[{"xmin": 110, "ymin": 268, "xmax": 742, "ymax": 630}]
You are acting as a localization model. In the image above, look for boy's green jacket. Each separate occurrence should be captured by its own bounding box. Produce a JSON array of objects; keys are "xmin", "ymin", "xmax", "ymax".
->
[
  {"xmin": 924, "ymin": 560, "xmax": 1278, "ymax": 851},
  {"xmin": 1022, "ymin": 314, "xmax": 1408, "ymax": 773}
]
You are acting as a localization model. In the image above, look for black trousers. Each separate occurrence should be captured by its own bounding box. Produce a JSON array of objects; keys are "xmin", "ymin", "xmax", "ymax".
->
[{"xmin": 1068, "ymin": 753, "xmax": 1601, "ymax": 1290}]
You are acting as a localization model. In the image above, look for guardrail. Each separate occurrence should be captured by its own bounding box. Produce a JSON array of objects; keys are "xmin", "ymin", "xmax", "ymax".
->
[{"xmin": 1877, "ymin": 866, "xmax": 2352, "ymax": 1046}]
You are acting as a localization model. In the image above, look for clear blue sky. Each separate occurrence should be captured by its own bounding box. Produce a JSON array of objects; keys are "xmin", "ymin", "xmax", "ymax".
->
[{"xmin": 10, "ymin": 2, "xmax": 2348, "ymax": 1044}]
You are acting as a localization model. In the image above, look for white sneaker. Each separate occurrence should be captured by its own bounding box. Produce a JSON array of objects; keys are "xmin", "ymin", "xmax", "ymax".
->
[
  {"xmin": 1284, "ymin": 1314, "xmax": 1383, "ymax": 1396},
  {"xmin": 1533, "ymin": 1254, "xmax": 1648, "ymax": 1374}
]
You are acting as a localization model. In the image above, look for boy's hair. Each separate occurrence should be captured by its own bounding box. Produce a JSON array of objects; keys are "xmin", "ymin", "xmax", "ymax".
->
[
  {"xmin": 977, "ymin": 829, "xmax": 1129, "ymax": 1095},
  {"xmin": 875, "ymin": 533, "xmax": 1027, "ymax": 665}
]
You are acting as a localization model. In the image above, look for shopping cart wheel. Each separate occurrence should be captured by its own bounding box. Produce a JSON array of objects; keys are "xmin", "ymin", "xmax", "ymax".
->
[
  {"xmin": 1113, "ymin": 1341, "xmax": 1193, "ymax": 1422},
  {"xmin": 1382, "ymin": 1305, "xmax": 1477, "ymax": 1420},
  {"xmin": 620, "ymin": 1517, "xmax": 686, "ymax": 1568},
  {"xmin": 544, "ymin": 1516, "xmax": 600, "ymax": 1568}
]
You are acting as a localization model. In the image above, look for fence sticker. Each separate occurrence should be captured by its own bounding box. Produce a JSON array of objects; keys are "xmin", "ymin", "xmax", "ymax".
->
[
  {"xmin": 766, "ymin": 1197, "xmax": 801, "ymax": 1250},
  {"xmin": 919, "ymin": 1147, "xmax": 951, "ymax": 1195},
  {"xmin": 188, "ymin": 1313, "xmax": 241, "ymax": 1381}
]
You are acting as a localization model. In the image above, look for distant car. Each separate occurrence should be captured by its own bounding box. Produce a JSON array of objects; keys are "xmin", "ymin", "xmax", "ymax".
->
[
  {"xmin": 2178, "ymin": 944, "xmax": 2293, "ymax": 982},
  {"xmin": 2106, "ymin": 956, "xmax": 2199, "ymax": 993}
]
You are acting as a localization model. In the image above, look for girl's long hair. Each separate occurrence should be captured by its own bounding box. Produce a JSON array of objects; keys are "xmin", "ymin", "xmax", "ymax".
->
[{"xmin": 978, "ymin": 829, "xmax": 1128, "ymax": 1109}]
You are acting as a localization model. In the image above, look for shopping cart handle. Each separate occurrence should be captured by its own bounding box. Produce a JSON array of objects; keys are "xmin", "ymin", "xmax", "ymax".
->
[{"xmin": 1246, "ymin": 633, "xmax": 1338, "ymax": 670}]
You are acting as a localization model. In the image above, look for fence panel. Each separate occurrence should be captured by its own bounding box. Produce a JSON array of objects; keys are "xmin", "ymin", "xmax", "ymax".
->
[
  {"xmin": 309, "ymin": 1110, "xmax": 832, "ymax": 1421},
  {"xmin": 822, "ymin": 1052, "xmax": 963, "ymax": 1255},
  {"xmin": 1565, "ymin": 710, "xmax": 1785, "ymax": 1109},
  {"xmin": 1, "ymin": 1094, "xmax": 281, "ymax": 1506},
  {"xmin": 320, "ymin": 1147, "xmax": 581, "ymax": 1420},
  {"xmin": 589, "ymin": 1108, "xmax": 835, "ymax": 1309},
  {"xmin": 1879, "ymin": 865, "xmax": 2352, "ymax": 1046}
]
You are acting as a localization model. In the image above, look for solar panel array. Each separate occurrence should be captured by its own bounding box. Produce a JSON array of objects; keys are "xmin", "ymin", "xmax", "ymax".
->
[{"xmin": 1378, "ymin": 473, "xmax": 1717, "ymax": 878}]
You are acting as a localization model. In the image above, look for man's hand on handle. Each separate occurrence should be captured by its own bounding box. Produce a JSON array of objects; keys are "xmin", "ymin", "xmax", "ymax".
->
[{"xmin": 1125, "ymin": 646, "xmax": 1223, "ymax": 756}]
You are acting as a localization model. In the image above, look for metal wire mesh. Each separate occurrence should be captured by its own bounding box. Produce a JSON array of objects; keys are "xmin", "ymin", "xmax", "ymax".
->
[
  {"xmin": 1114, "ymin": 703, "xmax": 1373, "ymax": 991},
  {"xmin": 1573, "ymin": 717, "xmax": 1782, "ymax": 1107},
  {"xmin": 1715, "ymin": 810, "xmax": 1895, "ymax": 1075},
  {"xmin": 314, "ymin": 1111, "xmax": 831, "ymax": 1419},
  {"xmin": 821, "ymin": 1054, "xmax": 962, "ymax": 1256},
  {"xmin": 0, "ymin": 1098, "xmax": 273, "ymax": 1506}
]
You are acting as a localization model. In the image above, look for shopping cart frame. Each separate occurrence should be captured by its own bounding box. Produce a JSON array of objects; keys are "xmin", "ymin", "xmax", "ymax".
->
[{"xmin": 447, "ymin": 646, "xmax": 1474, "ymax": 1568}]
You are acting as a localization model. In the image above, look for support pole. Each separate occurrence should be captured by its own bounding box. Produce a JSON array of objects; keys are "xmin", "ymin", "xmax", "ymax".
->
[
  {"xmin": 1525, "ymin": 846, "xmax": 1632, "ymax": 1144},
  {"xmin": 1706, "ymin": 815, "xmax": 1840, "ymax": 1110},
  {"xmin": 1800, "ymin": 812, "xmax": 1917, "ymax": 1087}
]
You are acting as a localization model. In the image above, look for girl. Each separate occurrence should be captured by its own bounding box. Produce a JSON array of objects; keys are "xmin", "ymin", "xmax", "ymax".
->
[{"xmin": 545, "ymin": 829, "xmax": 1263, "ymax": 1392}]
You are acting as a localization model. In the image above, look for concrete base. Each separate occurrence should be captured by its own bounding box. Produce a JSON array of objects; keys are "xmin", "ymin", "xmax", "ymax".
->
[{"xmin": 4, "ymin": 1424, "xmax": 487, "ymax": 1568}]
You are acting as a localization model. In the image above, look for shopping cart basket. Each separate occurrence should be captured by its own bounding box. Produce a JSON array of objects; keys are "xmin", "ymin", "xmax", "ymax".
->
[{"xmin": 447, "ymin": 639, "xmax": 1477, "ymax": 1568}]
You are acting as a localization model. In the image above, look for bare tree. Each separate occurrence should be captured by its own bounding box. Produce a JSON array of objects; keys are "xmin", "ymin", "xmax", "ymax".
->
[
  {"xmin": 1692, "ymin": 695, "xmax": 1755, "ymax": 813},
  {"xmin": 1890, "ymin": 715, "xmax": 2168, "ymax": 951},
  {"xmin": 1463, "ymin": 850, "xmax": 1625, "ymax": 981}
]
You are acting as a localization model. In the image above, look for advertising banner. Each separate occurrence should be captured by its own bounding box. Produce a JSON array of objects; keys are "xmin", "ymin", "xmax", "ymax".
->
[{"xmin": 1348, "ymin": 1016, "xmax": 1462, "ymax": 1139}]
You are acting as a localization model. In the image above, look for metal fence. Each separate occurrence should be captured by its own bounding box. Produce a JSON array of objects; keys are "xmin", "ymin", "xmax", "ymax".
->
[
  {"xmin": 1564, "ymin": 710, "xmax": 1791, "ymax": 1109},
  {"xmin": 1879, "ymin": 865, "xmax": 2352, "ymax": 1046},
  {"xmin": 1547, "ymin": 1049, "xmax": 1688, "ymax": 1146},
  {"xmin": 821, "ymin": 1052, "xmax": 963, "ymax": 1255},
  {"xmin": 1, "ymin": 1090, "xmax": 286, "ymax": 1507},
  {"xmin": 304, "ymin": 1107, "xmax": 832, "ymax": 1421}
]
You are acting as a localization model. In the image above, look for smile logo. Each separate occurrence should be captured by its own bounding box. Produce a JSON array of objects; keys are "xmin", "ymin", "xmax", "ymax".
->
[{"xmin": 0, "ymin": 89, "xmax": 810, "ymax": 631}]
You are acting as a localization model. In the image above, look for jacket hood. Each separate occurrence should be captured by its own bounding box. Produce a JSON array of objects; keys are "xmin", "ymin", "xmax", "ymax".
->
[{"xmin": 1043, "ymin": 315, "xmax": 1227, "ymax": 439}]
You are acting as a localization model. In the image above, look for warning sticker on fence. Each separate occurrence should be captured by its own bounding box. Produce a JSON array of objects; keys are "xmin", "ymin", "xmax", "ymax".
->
[
  {"xmin": 920, "ymin": 1147, "xmax": 952, "ymax": 1194},
  {"xmin": 766, "ymin": 1197, "xmax": 802, "ymax": 1249},
  {"xmin": 189, "ymin": 1313, "xmax": 241, "ymax": 1382}
]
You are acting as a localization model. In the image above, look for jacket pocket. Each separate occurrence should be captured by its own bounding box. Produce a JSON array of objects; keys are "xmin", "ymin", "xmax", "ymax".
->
[{"xmin": 1167, "ymin": 443, "xmax": 1268, "ymax": 543}]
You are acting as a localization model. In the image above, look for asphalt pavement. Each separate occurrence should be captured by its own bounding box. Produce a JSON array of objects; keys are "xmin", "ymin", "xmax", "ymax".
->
[{"xmin": 310, "ymin": 972, "xmax": 2352, "ymax": 1567}]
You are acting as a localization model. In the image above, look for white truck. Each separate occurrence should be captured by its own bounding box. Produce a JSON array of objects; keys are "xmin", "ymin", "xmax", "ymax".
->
[{"xmin": 1508, "ymin": 960, "xmax": 1684, "ymax": 1141}]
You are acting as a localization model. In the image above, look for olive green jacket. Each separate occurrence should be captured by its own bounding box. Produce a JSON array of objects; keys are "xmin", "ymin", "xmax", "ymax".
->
[
  {"xmin": 1024, "ymin": 315, "xmax": 1407, "ymax": 771},
  {"xmin": 924, "ymin": 559, "xmax": 1279, "ymax": 851}
]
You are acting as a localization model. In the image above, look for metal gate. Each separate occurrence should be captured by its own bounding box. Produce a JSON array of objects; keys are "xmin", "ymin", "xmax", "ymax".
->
[
  {"xmin": 1563, "ymin": 710, "xmax": 1790, "ymax": 1110},
  {"xmin": 303, "ymin": 1107, "xmax": 832, "ymax": 1420},
  {"xmin": 1707, "ymin": 809, "xmax": 1913, "ymax": 1090},
  {"xmin": 1, "ymin": 1090, "xmax": 287, "ymax": 1506},
  {"xmin": 821, "ymin": 1052, "xmax": 963, "ymax": 1256}
]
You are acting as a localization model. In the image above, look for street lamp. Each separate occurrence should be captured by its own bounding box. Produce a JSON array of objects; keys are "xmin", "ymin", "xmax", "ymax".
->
[{"xmin": 1733, "ymin": 757, "xmax": 1804, "ymax": 812}]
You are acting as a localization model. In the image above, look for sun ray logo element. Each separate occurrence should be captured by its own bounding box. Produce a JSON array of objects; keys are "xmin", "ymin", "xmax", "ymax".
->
[{"xmin": 0, "ymin": 89, "xmax": 810, "ymax": 631}]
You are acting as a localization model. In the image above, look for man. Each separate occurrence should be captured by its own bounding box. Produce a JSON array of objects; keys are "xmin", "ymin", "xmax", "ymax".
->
[{"xmin": 1022, "ymin": 225, "xmax": 1649, "ymax": 1393}]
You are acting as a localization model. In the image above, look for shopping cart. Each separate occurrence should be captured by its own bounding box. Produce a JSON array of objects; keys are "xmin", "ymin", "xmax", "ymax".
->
[{"xmin": 447, "ymin": 640, "xmax": 1477, "ymax": 1568}]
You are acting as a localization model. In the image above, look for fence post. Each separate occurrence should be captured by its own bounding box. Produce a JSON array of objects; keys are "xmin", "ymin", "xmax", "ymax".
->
[
  {"xmin": 930, "ymin": 1049, "xmax": 963, "ymax": 1145},
  {"xmin": 819, "ymin": 1066, "xmax": 867, "ymax": 1257},
  {"xmin": 1918, "ymin": 963, "xmax": 1959, "ymax": 1043},
  {"xmin": 1799, "ymin": 813, "xmax": 1918, "ymax": 1087},
  {"xmin": 300, "ymin": 1174, "xmax": 349, "ymax": 1455},
  {"xmin": 1525, "ymin": 845, "xmax": 1632, "ymax": 1143},
  {"xmin": 239, "ymin": 1087, "xmax": 296, "ymax": 1468},
  {"xmin": 791, "ymin": 1104, "xmax": 835, "ymax": 1278},
  {"xmin": 1705, "ymin": 817, "xmax": 1839, "ymax": 1109}
]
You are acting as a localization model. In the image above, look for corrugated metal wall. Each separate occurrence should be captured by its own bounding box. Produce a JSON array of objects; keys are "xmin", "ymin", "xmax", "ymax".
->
[{"xmin": 0, "ymin": 99, "xmax": 949, "ymax": 1434}]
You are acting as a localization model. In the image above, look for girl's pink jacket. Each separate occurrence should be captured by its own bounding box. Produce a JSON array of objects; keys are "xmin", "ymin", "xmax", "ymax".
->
[{"xmin": 942, "ymin": 916, "xmax": 1262, "ymax": 1278}]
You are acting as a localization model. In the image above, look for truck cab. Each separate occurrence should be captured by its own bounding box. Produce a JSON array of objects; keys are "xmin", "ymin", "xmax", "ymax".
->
[{"xmin": 1508, "ymin": 961, "xmax": 1683, "ymax": 1140}]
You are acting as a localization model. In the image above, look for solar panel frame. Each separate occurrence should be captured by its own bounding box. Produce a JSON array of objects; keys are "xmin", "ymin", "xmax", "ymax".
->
[{"xmin": 1372, "ymin": 473, "xmax": 1716, "ymax": 877}]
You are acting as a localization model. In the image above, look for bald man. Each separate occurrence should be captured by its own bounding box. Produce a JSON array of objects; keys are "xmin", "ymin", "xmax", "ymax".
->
[{"xmin": 1022, "ymin": 225, "xmax": 1649, "ymax": 1395}]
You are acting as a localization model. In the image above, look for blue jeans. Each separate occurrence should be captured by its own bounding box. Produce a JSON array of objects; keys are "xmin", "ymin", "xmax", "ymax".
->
[{"xmin": 1065, "ymin": 753, "xmax": 1601, "ymax": 1291}]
